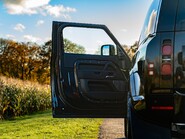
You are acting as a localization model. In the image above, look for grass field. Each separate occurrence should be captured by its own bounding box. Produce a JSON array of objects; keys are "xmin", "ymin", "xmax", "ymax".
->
[{"xmin": 0, "ymin": 110, "xmax": 102, "ymax": 139}]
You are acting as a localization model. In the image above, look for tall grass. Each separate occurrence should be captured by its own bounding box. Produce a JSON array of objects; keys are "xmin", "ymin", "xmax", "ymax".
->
[{"xmin": 0, "ymin": 76, "xmax": 51, "ymax": 119}]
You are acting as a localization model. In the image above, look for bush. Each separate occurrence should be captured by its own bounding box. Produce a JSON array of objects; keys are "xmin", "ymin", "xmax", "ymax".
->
[{"xmin": 0, "ymin": 77, "xmax": 51, "ymax": 119}]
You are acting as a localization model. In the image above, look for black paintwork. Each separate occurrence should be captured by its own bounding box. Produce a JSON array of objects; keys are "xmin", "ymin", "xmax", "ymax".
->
[{"xmin": 129, "ymin": 0, "xmax": 185, "ymax": 137}]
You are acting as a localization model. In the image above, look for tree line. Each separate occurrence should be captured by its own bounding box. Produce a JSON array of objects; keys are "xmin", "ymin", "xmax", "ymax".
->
[{"xmin": 0, "ymin": 38, "xmax": 51, "ymax": 84}]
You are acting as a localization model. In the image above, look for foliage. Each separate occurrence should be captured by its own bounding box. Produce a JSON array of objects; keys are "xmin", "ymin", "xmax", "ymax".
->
[
  {"xmin": 0, "ymin": 110, "xmax": 102, "ymax": 139},
  {"xmin": 64, "ymin": 38, "xmax": 86, "ymax": 54},
  {"xmin": 122, "ymin": 41, "xmax": 138, "ymax": 59},
  {"xmin": 0, "ymin": 76, "xmax": 51, "ymax": 119},
  {"xmin": 37, "ymin": 40, "xmax": 51, "ymax": 84},
  {"xmin": 0, "ymin": 38, "xmax": 48, "ymax": 84},
  {"xmin": 0, "ymin": 38, "xmax": 85, "ymax": 84}
]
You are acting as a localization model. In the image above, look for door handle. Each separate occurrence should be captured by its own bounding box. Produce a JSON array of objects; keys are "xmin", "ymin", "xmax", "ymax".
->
[{"xmin": 105, "ymin": 75, "xmax": 114, "ymax": 78}]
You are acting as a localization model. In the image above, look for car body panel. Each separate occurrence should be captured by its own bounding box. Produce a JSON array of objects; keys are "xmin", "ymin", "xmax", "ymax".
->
[{"xmin": 51, "ymin": 21, "xmax": 131, "ymax": 118}]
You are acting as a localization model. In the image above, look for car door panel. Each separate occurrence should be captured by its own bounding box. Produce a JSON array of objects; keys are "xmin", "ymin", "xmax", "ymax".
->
[
  {"xmin": 51, "ymin": 21, "xmax": 131, "ymax": 118},
  {"xmin": 75, "ymin": 60, "xmax": 127, "ymax": 101}
]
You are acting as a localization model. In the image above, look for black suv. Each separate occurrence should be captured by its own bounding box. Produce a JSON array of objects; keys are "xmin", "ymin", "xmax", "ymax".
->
[{"xmin": 51, "ymin": 0, "xmax": 185, "ymax": 138}]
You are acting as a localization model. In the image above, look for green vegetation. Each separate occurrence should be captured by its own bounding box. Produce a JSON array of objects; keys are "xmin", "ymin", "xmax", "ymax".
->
[
  {"xmin": 64, "ymin": 38, "xmax": 86, "ymax": 54},
  {"xmin": 0, "ymin": 38, "xmax": 51, "ymax": 84},
  {"xmin": 122, "ymin": 41, "xmax": 138, "ymax": 59},
  {"xmin": 0, "ymin": 76, "xmax": 51, "ymax": 119},
  {"xmin": 0, "ymin": 38, "xmax": 85, "ymax": 84},
  {"xmin": 0, "ymin": 110, "xmax": 102, "ymax": 139}
]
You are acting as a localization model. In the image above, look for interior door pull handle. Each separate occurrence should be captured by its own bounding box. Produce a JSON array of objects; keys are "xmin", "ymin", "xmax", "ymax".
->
[{"xmin": 105, "ymin": 75, "xmax": 114, "ymax": 78}]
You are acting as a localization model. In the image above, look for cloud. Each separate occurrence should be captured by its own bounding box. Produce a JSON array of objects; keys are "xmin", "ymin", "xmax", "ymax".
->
[
  {"xmin": 96, "ymin": 40, "xmax": 104, "ymax": 46},
  {"xmin": 36, "ymin": 20, "xmax": 44, "ymax": 26},
  {"xmin": 23, "ymin": 35, "xmax": 41, "ymax": 43},
  {"xmin": 121, "ymin": 29, "xmax": 127, "ymax": 32},
  {"xmin": 44, "ymin": 37, "xmax": 51, "ymax": 42},
  {"xmin": 6, "ymin": 34, "xmax": 16, "ymax": 41},
  {"xmin": 3, "ymin": 0, "xmax": 50, "ymax": 15},
  {"xmin": 14, "ymin": 23, "xmax": 26, "ymax": 32},
  {"xmin": 6, "ymin": 34, "xmax": 15, "ymax": 38},
  {"xmin": 44, "ymin": 5, "xmax": 76, "ymax": 18},
  {"xmin": 6, "ymin": 34, "xmax": 15, "ymax": 39},
  {"xmin": 3, "ymin": 0, "xmax": 77, "ymax": 18}
]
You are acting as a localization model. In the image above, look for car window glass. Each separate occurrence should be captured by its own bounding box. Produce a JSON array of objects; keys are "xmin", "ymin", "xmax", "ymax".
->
[
  {"xmin": 139, "ymin": 0, "xmax": 160, "ymax": 45},
  {"xmin": 176, "ymin": 0, "xmax": 185, "ymax": 31},
  {"xmin": 157, "ymin": 1, "xmax": 178, "ymax": 32},
  {"xmin": 63, "ymin": 27, "xmax": 117, "ymax": 55}
]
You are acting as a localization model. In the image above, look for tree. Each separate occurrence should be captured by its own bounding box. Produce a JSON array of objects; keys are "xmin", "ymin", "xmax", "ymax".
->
[
  {"xmin": 122, "ymin": 41, "xmax": 138, "ymax": 59},
  {"xmin": 0, "ymin": 38, "xmax": 86, "ymax": 84},
  {"xmin": 64, "ymin": 39, "xmax": 86, "ymax": 54},
  {"xmin": 37, "ymin": 40, "xmax": 51, "ymax": 84},
  {"xmin": 0, "ymin": 40, "xmax": 42, "ymax": 80}
]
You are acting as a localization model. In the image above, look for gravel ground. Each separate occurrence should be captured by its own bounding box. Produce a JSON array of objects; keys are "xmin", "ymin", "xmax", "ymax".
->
[{"xmin": 98, "ymin": 118, "xmax": 126, "ymax": 139}]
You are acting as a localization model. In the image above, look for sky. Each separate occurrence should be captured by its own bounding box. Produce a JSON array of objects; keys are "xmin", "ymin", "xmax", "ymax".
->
[{"xmin": 0, "ymin": 0, "xmax": 153, "ymax": 46}]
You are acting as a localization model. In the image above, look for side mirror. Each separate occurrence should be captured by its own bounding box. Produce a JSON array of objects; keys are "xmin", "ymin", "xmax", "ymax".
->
[{"xmin": 101, "ymin": 44, "xmax": 115, "ymax": 56}]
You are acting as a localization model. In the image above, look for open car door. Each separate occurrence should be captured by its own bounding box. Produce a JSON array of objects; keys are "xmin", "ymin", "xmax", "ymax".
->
[{"xmin": 51, "ymin": 21, "xmax": 131, "ymax": 118}]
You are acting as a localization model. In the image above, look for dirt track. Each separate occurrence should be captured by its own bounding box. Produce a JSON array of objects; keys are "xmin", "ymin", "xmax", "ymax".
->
[{"xmin": 98, "ymin": 118, "xmax": 125, "ymax": 139}]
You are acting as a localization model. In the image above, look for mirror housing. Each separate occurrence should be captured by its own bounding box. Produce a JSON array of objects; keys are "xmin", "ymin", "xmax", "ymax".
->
[{"xmin": 101, "ymin": 44, "xmax": 115, "ymax": 56}]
